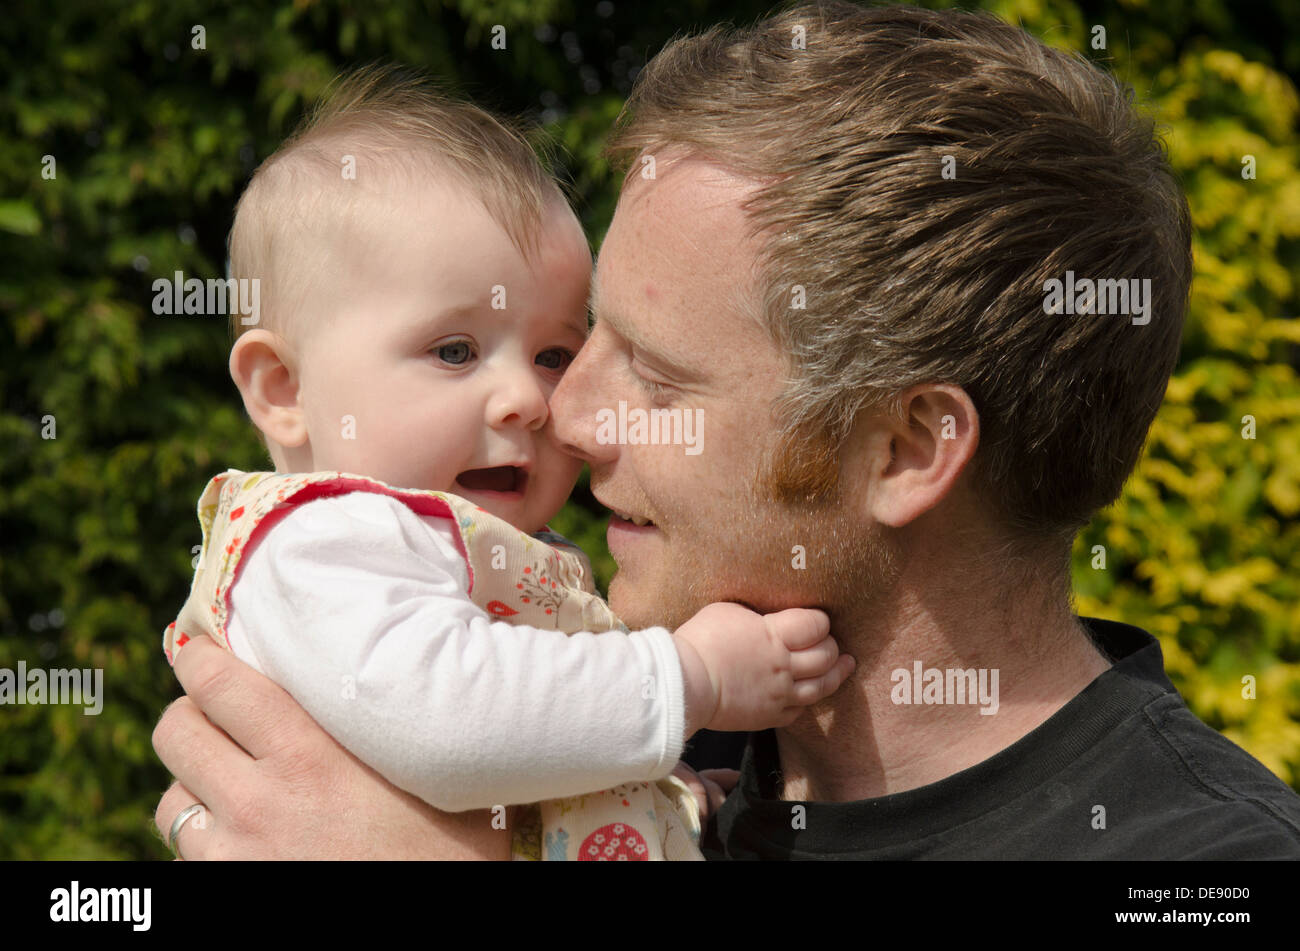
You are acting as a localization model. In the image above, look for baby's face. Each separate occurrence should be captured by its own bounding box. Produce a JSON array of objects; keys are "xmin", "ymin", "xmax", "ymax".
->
[{"xmin": 293, "ymin": 178, "xmax": 591, "ymax": 533}]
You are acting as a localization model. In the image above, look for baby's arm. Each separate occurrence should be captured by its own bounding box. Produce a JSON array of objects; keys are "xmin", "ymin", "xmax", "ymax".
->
[
  {"xmin": 226, "ymin": 492, "xmax": 687, "ymax": 812},
  {"xmin": 224, "ymin": 492, "xmax": 853, "ymax": 813}
]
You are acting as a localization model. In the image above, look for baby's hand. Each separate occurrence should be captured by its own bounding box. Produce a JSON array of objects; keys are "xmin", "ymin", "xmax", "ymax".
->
[{"xmin": 673, "ymin": 602, "xmax": 854, "ymax": 734}]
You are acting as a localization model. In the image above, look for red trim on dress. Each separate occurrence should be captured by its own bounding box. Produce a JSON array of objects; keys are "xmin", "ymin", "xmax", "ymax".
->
[{"xmin": 213, "ymin": 475, "xmax": 472, "ymax": 648}]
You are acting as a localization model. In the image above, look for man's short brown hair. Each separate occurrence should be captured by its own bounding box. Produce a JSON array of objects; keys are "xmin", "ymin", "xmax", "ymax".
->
[{"xmin": 605, "ymin": 1, "xmax": 1192, "ymax": 539}]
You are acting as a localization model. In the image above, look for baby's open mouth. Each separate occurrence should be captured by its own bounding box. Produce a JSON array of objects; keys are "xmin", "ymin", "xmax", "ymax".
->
[{"xmin": 455, "ymin": 466, "xmax": 527, "ymax": 495}]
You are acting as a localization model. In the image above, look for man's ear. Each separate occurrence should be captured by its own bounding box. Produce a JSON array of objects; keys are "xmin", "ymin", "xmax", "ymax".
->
[
  {"xmin": 861, "ymin": 384, "xmax": 979, "ymax": 528},
  {"xmin": 229, "ymin": 330, "xmax": 308, "ymax": 449}
]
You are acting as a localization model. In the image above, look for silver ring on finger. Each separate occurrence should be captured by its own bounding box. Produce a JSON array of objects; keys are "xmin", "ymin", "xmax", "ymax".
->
[{"xmin": 168, "ymin": 802, "xmax": 206, "ymax": 859}]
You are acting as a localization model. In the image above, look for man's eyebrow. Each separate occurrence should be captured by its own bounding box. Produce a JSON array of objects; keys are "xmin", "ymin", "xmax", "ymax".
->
[
  {"xmin": 589, "ymin": 289, "xmax": 701, "ymax": 382},
  {"xmin": 588, "ymin": 266, "xmax": 658, "ymax": 356}
]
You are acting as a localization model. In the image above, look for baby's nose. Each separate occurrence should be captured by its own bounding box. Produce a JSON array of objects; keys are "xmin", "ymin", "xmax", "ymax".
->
[{"xmin": 489, "ymin": 372, "xmax": 548, "ymax": 431}]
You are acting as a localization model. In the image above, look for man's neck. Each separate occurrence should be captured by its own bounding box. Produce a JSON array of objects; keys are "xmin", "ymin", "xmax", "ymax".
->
[{"xmin": 774, "ymin": 585, "xmax": 1113, "ymax": 803}]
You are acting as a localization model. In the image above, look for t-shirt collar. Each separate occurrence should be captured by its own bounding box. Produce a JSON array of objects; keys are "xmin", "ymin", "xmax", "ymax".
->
[{"xmin": 720, "ymin": 617, "xmax": 1172, "ymax": 854}]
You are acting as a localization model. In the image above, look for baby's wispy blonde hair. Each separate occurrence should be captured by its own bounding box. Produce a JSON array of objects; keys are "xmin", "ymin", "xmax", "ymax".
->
[{"xmin": 227, "ymin": 63, "xmax": 565, "ymax": 343}]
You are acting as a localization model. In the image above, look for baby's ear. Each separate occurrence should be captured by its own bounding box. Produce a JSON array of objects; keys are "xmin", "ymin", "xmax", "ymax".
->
[{"xmin": 229, "ymin": 330, "xmax": 308, "ymax": 449}]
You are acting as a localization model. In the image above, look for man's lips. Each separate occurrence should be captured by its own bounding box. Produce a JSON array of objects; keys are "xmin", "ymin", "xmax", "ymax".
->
[
  {"xmin": 606, "ymin": 510, "xmax": 658, "ymax": 563},
  {"xmin": 454, "ymin": 465, "xmax": 528, "ymax": 497},
  {"xmin": 609, "ymin": 511, "xmax": 655, "ymax": 528},
  {"xmin": 598, "ymin": 497, "xmax": 655, "ymax": 529}
]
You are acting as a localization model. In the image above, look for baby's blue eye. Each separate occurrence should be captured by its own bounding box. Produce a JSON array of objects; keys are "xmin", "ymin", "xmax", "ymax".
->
[
  {"xmin": 536, "ymin": 348, "xmax": 573, "ymax": 371},
  {"xmin": 438, "ymin": 341, "xmax": 473, "ymax": 365}
]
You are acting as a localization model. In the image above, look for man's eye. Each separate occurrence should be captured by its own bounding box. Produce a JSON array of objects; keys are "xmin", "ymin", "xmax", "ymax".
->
[
  {"xmin": 638, "ymin": 374, "xmax": 672, "ymax": 404},
  {"xmin": 536, "ymin": 348, "xmax": 574, "ymax": 371},
  {"xmin": 436, "ymin": 341, "xmax": 473, "ymax": 365}
]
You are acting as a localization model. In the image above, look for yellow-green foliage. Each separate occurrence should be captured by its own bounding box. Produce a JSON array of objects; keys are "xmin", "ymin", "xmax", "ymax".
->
[
  {"xmin": 2, "ymin": 0, "xmax": 1297, "ymax": 860},
  {"xmin": 1026, "ymin": 11, "xmax": 1300, "ymax": 785}
]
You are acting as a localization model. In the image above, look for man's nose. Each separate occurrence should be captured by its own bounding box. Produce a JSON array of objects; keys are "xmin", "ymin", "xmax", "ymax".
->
[{"xmin": 550, "ymin": 330, "xmax": 617, "ymax": 464}]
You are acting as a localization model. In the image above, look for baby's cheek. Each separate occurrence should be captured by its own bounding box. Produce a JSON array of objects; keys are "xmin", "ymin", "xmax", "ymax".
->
[{"xmin": 556, "ymin": 450, "xmax": 585, "ymax": 491}]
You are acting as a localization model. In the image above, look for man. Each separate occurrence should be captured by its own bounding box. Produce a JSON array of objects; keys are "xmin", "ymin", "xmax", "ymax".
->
[{"xmin": 154, "ymin": 1, "xmax": 1300, "ymax": 859}]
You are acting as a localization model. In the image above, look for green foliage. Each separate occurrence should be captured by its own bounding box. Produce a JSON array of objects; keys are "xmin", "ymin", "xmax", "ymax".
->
[
  {"xmin": 2, "ymin": 0, "xmax": 1297, "ymax": 858},
  {"xmin": 1068, "ymin": 24, "xmax": 1300, "ymax": 784},
  {"xmin": 967, "ymin": 0, "xmax": 1300, "ymax": 785}
]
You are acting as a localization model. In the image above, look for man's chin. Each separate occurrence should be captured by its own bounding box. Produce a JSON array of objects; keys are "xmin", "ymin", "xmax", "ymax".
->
[
  {"xmin": 605, "ymin": 572, "xmax": 644, "ymax": 627},
  {"xmin": 606, "ymin": 571, "xmax": 695, "ymax": 632}
]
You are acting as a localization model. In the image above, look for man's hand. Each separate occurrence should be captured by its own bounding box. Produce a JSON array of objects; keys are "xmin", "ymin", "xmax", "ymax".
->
[
  {"xmin": 671, "ymin": 761, "xmax": 741, "ymax": 826},
  {"xmin": 153, "ymin": 634, "xmax": 508, "ymax": 860},
  {"xmin": 673, "ymin": 603, "xmax": 855, "ymax": 734}
]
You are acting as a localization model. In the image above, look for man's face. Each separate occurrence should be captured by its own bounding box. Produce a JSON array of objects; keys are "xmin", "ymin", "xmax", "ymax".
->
[{"xmin": 551, "ymin": 157, "xmax": 893, "ymax": 630}]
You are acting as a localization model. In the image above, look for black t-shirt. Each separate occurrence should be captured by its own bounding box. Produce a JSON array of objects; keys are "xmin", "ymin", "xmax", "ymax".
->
[{"xmin": 702, "ymin": 617, "xmax": 1300, "ymax": 859}]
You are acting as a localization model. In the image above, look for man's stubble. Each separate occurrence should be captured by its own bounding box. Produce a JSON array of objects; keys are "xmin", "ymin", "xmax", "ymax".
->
[{"xmin": 614, "ymin": 426, "xmax": 902, "ymax": 652}]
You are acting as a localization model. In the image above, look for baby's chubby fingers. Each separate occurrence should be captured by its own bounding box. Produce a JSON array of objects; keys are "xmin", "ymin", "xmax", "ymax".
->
[
  {"xmin": 762, "ymin": 607, "xmax": 831, "ymax": 651},
  {"xmin": 788, "ymin": 633, "xmax": 844, "ymax": 680},
  {"xmin": 790, "ymin": 653, "xmax": 857, "ymax": 705}
]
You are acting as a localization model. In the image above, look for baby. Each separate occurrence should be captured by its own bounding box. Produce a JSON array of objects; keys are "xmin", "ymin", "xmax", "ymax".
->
[{"xmin": 163, "ymin": 66, "xmax": 854, "ymax": 861}]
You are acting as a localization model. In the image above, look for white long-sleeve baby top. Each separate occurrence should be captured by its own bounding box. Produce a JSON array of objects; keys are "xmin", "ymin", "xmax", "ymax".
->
[{"xmin": 224, "ymin": 490, "xmax": 687, "ymax": 812}]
